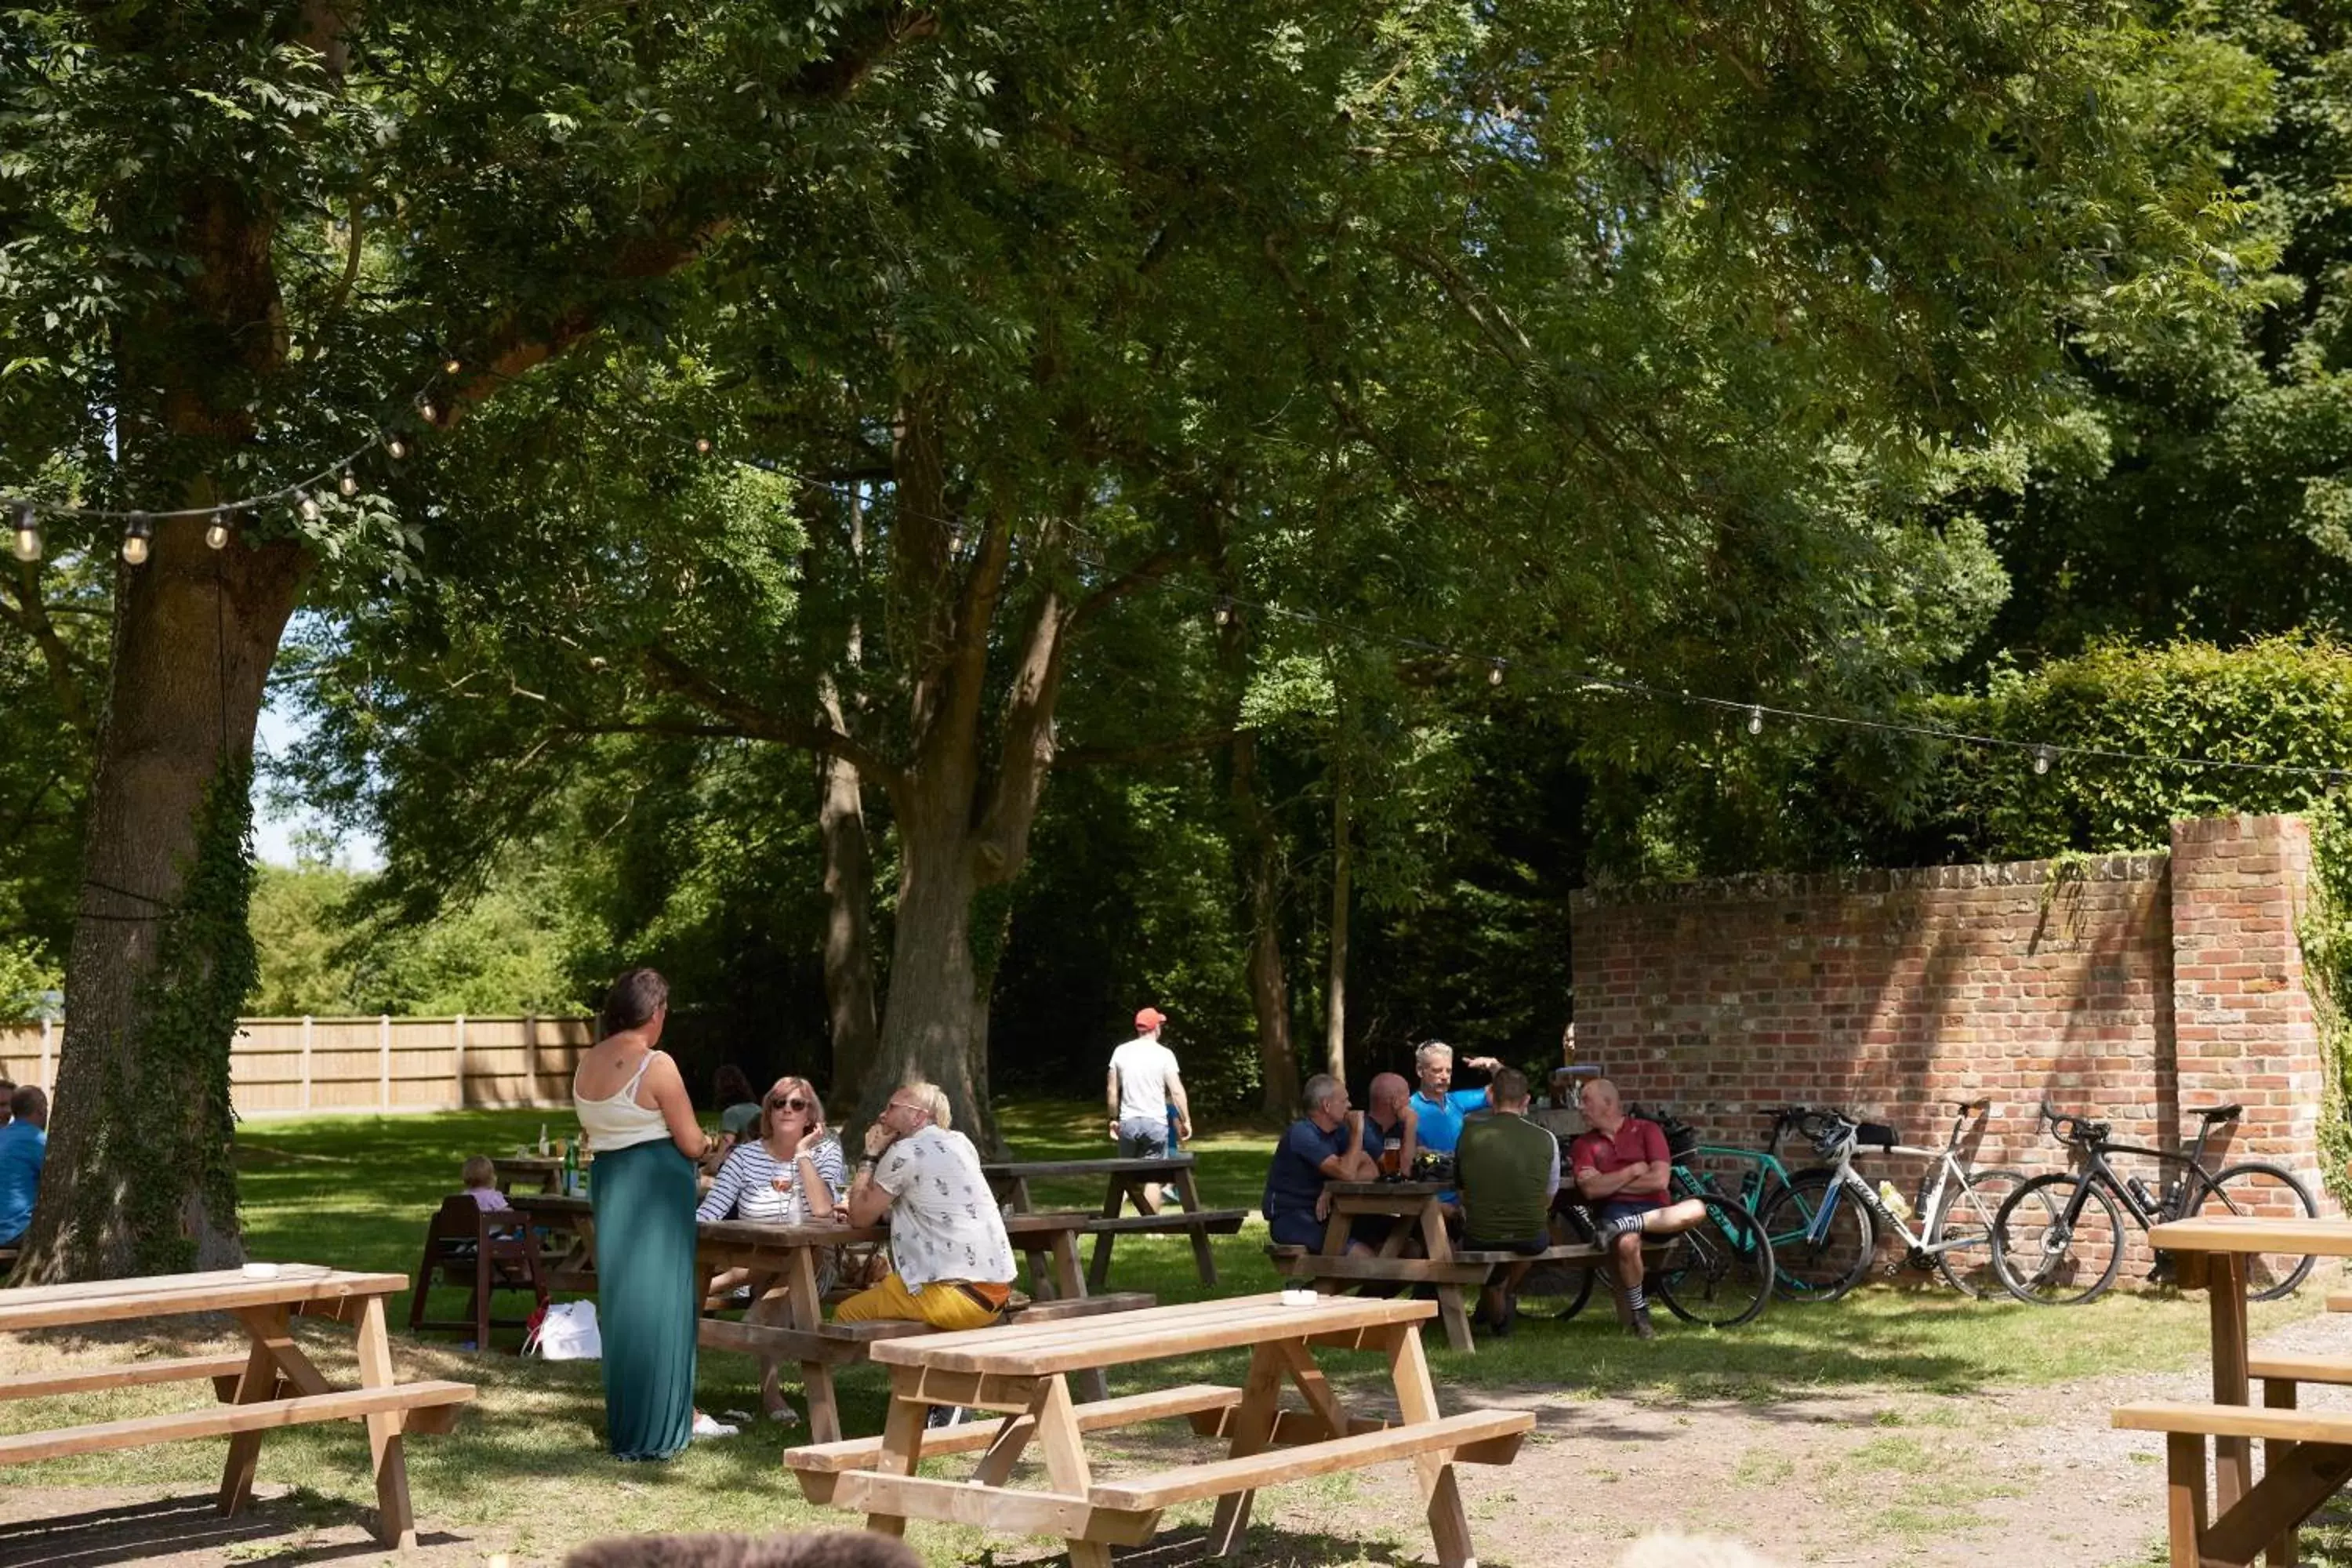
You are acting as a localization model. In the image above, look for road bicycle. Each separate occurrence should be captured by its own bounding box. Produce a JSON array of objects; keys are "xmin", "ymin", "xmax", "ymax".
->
[
  {"xmin": 1520, "ymin": 1186, "xmax": 1776, "ymax": 1329},
  {"xmin": 1667, "ymin": 1105, "xmax": 1833, "ymax": 1299},
  {"xmin": 1988, "ymin": 1101, "xmax": 2318, "ymax": 1305},
  {"xmin": 1756, "ymin": 1099, "xmax": 2045, "ymax": 1301}
]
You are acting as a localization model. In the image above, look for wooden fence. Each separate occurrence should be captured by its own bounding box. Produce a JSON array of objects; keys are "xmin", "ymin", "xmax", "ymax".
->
[{"xmin": 0, "ymin": 1015, "xmax": 594, "ymax": 1118}]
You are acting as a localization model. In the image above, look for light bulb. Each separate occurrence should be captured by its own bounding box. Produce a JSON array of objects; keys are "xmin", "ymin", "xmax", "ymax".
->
[
  {"xmin": 9, "ymin": 504, "xmax": 38, "ymax": 563},
  {"xmin": 1747, "ymin": 706, "xmax": 1764, "ymax": 736},
  {"xmin": 121, "ymin": 514, "xmax": 152, "ymax": 566},
  {"xmin": 339, "ymin": 467, "xmax": 359, "ymax": 497},
  {"xmin": 1487, "ymin": 662, "xmax": 1505, "ymax": 687},
  {"xmin": 443, "ymin": 358, "xmax": 462, "ymax": 376},
  {"xmin": 695, "ymin": 437, "xmax": 713, "ymax": 455},
  {"xmin": 386, "ymin": 436, "xmax": 408, "ymax": 461},
  {"xmin": 418, "ymin": 397, "xmax": 438, "ymax": 424},
  {"xmin": 1213, "ymin": 601, "xmax": 1232, "ymax": 627},
  {"xmin": 205, "ymin": 517, "xmax": 230, "ymax": 550},
  {"xmin": 2033, "ymin": 746, "xmax": 2053, "ymax": 776},
  {"xmin": 297, "ymin": 491, "xmax": 321, "ymax": 524}
]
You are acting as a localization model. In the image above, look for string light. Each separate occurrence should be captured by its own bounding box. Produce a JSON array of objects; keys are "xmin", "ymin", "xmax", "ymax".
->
[
  {"xmin": 417, "ymin": 397, "xmax": 438, "ymax": 425},
  {"xmin": 386, "ymin": 435, "xmax": 408, "ymax": 462},
  {"xmin": 695, "ymin": 437, "xmax": 713, "ymax": 456},
  {"xmin": 443, "ymin": 358, "xmax": 462, "ymax": 376},
  {"xmin": 2033, "ymin": 745, "xmax": 2055, "ymax": 776},
  {"xmin": 1746, "ymin": 705, "xmax": 1765, "ymax": 736},
  {"xmin": 296, "ymin": 491, "xmax": 321, "ymax": 524},
  {"xmin": 120, "ymin": 514, "xmax": 151, "ymax": 566},
  {"xmin": 1212, "ymin": 597, "xmax": 1232, "ymax": 627},
  {"xmin": 1488, "ymin": 660, "xmax": 1505, "ymax": 687},
  {"xmin": 9, "ymin": 504, "xmax": 38, "ymax": 564},
  {"xmin": 205, "ymin": 515, "xmax": 231, "ymax": 550},
  {"xmin": 338, "ymin": 468, "xmax": 360, "ymax": 498}
]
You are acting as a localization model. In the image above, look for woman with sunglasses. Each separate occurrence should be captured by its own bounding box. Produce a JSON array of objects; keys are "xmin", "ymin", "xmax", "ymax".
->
[{"xmin": 696, "ymin": 1076, "xmax": 845, "ymax": 1421}]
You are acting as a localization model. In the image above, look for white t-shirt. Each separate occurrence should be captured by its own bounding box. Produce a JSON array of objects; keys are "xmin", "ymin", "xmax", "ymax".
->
[
  {"xmin": 1109, "ymin": 1036, "xmax": 1181, "ymax": 1123},
  {"xmin": 873, "ymin": 1126, "xmax": 1016, "ymax": 1291}
]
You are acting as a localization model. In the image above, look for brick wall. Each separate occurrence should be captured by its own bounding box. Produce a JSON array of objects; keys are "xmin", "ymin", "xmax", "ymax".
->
[{"xmin": 1570, "ymin": 814, "xmax": 2330, "ymax": 1278}]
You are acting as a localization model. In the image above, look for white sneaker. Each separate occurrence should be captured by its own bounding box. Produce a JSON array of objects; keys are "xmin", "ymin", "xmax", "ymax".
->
[
  {"xmin": 925, "ymin": 1404, "xmax": 968, "ymax": 1429},
  {"xmin": 690, "ymin": 1411, "xmax": 740, "ymax": 1440}
]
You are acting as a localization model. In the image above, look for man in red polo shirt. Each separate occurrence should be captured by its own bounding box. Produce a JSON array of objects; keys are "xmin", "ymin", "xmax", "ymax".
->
[{"xmin": 1570, "ymin": 1077, "xmax": 1708, "ymax": 1339}]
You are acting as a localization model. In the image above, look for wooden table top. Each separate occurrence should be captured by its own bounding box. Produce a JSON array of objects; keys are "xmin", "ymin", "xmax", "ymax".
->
[
  {"xmin": 492, "ymin": 1154, "xmax": 562, "ymax": 1170},
  {"xmin": 511, "ymin": 1191, "xmax": 1094, "ymax": 1245},
  {"xmin": 2149, "ymin": 1215, "xmax": 2352, "ymax": 1257},
  {"xmin": 0, "ymin": 1265, "xmax": 407, "ymax": 1333},
  {"xmin": 1327, "ymin": 1180, "xmax": 1446, "ymax": 1200},
  {"xmin": 982, "ymin": 1156, "xmax": 1195, "ymax": 1179},
  {"xmin": 870, "ymin": 1291, "xmax": 1435, "ymax": 1377}
]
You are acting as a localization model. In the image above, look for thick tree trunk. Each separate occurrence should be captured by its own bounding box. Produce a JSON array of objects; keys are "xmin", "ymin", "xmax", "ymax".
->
[
  {"xmin": 865, "ymin": 808, "xmax": 987, "ymax": 1137},
  {"xmin": 17, "ymin": 531, "xmax": 307, "ymax": 1282},
  {"xmin": 1324, "ymin": 767, "xmax": 1352, "ymax": 1085},
  {"xmin": 1230, "ymin": 728, "xmax": 1299, "ymax": 1117},
  {"xmin": 818, "ymin": 746, "xmax": 880, "ymax": 1105}
]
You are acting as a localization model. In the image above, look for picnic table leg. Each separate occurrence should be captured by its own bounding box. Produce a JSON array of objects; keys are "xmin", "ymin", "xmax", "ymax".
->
[
  {"xmin": 1174, "ymin": 1164, "xmax": 1219, "ymax": 1285},
  {"xmin": 1033, "ymin": 1375, "xmax": 1112, "ymax": 1568},
  {"xmin": 355, "ymin": 1295, "xmax": 419, "ymax": 1549},
  {"xmin": 2212, "ymin": 1252, "xmax": 2252, "ymax": 1514},
  {"xmin": 1388, "ymin": 1321, "xmax": 1477, "ymax": 1568},
  {"xmin": 216, "ymin": 1309, "xmax": 289, "ymax": 1519},
  {"xmin": 786, "ymin": 1247, "xmax": 842, "ymax": 1444},
  {"xmin": 1418, "ymin": 1197, "xmax": 1476, "ymax": 1354},
  {"xmin": 2265, "ymin": 1378, "xmax": 2300, "ymax": 1568},
  {"xmin": 865, "ymin": 1390, "xmax": 928, "ymax": 1538},
  {"xmin": 1045, "ymin": 1230, "xmax": 1111, "ymax": 1404},
  {"xmin": 1207, "ymin": 1341, "xmax": 1287, "ymax": 1557},
  {"xmin": 1087, "ymin": 1173, "xmax": 1125, "ymax": 1293}
]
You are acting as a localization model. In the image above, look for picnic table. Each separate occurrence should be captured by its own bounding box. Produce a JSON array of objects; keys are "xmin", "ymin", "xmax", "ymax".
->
[
  {"xmin": 509, "ymin": 1192, "xmax": 1142, "ymax": 1438},
  {"xmin": 0, "ymin": 1265, "xmax": 473, "ymax": 1549},
  {"xmin": 1268, "ymin": 1180, "xmax": 1477, "ymax": 1351},
  {"xmin": 490, "ymin": 1154, "xmax": 564, "ymax": 1194},
  {"xmin": 781, "ymin": 1291, "xmax": 1531, "ymax": 1568},
  {"xmin": 982, "ymin": 1155, "xmax": 1247, "ymax": 1288},
  {"xmin": 2115, "ymin": 1216, "xmax": 2352, "ymax": 1566}
]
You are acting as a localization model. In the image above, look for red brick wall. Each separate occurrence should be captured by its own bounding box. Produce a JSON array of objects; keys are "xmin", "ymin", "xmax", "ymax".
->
[{"xmin": 1570, "ymin": 814, "xmax": 2330, "ymax": 1279}]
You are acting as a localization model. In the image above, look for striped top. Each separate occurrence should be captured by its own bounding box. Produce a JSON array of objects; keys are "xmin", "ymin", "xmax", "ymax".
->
[{"xmin": 698, "ymin": 1136, "xmax": 848, "ymax": 1224}]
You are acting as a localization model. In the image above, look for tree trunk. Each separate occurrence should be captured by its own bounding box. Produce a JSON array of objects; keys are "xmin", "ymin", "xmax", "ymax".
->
[
  {"xmin": 1231, "ymin": 728, "xmax": 1299, "ymax": 1117},
  {"xmin": 16, "ymin": 531, "xmax": 307, "ymax": 1282},
  {"xmin": 1324, "ymin": 764, "xmax": 1352, "ymax": 1086},
  {"xmin": 864, "ymin": 805, "xmax": 987, "ymax": 1137},
  {"xmin": 817, "ymin": 743, "xmax": 879, "ymax": 1105}
]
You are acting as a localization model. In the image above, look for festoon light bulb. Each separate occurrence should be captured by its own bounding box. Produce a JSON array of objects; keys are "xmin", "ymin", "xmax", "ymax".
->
[
  {"xmin": 205, "ymin": 514, "xmax": 231, "ymax": 550},
  {"xmin": 339, "ymin": 468, "xmax": 359, "ymax": 498},
  {"xmin": 2033, "ymin": 746, "xmax": 2055, "ymax": 776},
  {"xmin": 1747, "ymin": 706, "xmax": 1765, "ymax": 736},
  {"xmin": 296, "ymin": 491, "xmax": 322, "ymax": 524},
  {"xmin": 386, "ymin": 435, "xmax": 408, "ymax": 461},
  {"xmin": 121, "ymin": 514, "xmax": 153, "ymax": 566},
  {"xmin": 1487, "ymin": 661, "xmax": 1505, "ymax": 687},
  {"xmin": 9, "ymin": 503, "xmax": 39, "ymax": 563}
]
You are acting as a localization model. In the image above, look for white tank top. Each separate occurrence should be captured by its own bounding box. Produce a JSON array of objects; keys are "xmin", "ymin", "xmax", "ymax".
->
[{"xmin": 574, "ymin": 1049, "xmax": 673, "ymax": 1152}]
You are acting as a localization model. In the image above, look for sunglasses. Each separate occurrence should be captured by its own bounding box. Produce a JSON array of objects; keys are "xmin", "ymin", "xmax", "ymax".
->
[{"xmin": 768, "ymin": 1096, "xmax": 811, "ymax": 1112}]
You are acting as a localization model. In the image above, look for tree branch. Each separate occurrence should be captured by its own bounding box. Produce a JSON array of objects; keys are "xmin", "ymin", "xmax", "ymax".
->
[
  {"xmin": 640, "ymin": 644, "xmax": 908, "ymax": 794},
  {"xmin": 1059, "ymin": 730, "xmax": 1237, "ymax": 768}
]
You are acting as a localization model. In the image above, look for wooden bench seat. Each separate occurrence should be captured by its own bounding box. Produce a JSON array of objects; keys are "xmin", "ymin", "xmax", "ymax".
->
[
  {"xmin": 1082, "ymin": 1210, "xmax": 1247, "ymax": 1236},
  {"xmin": 1276, "ymin": 1254, "xmax": 1496, "ymax": 1287},
  {"xmin": 702, "ymin": 1292, "xmax": 1156, "ymax": 1367},
  {"xmin": 2114, "ymin": 1400, "xmax": 2352, "ymax": 1444},
  {"xmin": 2249, "ymin": 1352, "xmax": 2352, "ymax": 1391},
  {"xmin": 0, "ymin": 1352, "xmax": 256, "ymax": 1403},
  {"xmin": 1087, "ymin": 1407, "xmax": 1534, "ymax": 1511},
  {"xmin": 2326, "ymin": 1290, "xmax": 2352, "ymax": 1314},
  {"xmin": 782, "ymin": 1385, "xmax": 1244, "ymax": 1483},
  {"xmin": 0, "ymin": 1380, "xmax": 476, "ymax": 1465},
  {"xmin": 1454, "ymin": 1243, "xmax": 1604, "ymax": 1266}
]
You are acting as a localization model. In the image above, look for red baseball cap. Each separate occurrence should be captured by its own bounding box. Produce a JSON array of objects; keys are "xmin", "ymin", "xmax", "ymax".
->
[{"xmin": 1134, "ymin": 1007, "xmax": 1168, "ymax": 1030}]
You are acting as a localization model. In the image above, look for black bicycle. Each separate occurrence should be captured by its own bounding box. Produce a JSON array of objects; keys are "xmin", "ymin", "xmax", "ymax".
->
[{"xmin": 1989, "ymin": 1100, "xmax": 2320, "ymax": 1305}]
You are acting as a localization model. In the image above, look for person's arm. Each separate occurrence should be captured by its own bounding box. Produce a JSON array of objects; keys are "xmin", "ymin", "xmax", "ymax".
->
[
  {"xmin": 797, "ymin": 1134, "xmax": 844, "ymax": 1219},
  {"xmin": 1544, "ymin": 1132, "xmax": 1563, "ymax": 1203},
  {"xmin": 1399, "ymin": 1101, "xmax": 1419, "ymax": 1170},
  {"xmin": 1338, "ymin": 1112, "xmax": 1379, "ymax": 1181},
  {"xmin": 846, "ymin": 1126, "xmax": 898, "ymax": 1226},
  {"xmin": 696, "ymin": 1145, "xmax": 748, "ymax": 1221},
  {"xmin": 644, "ymin": 1052, "xmax": 716, "ymax": 1163},
  {"xmin": 1167, "ymin": 1069, "xmax": 1192, "ymax": 1143},
  {"xmin": 1105, "ymin": 1065, "xmax": 1122, "ymax": 1142},
  {"xmin": 1636, "ymin": 1123, "xmax": 1673, "ymax": 1195}
]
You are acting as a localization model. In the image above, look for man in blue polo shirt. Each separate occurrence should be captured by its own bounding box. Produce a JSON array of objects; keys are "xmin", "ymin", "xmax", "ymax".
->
[
  {"xmin": 1407, "ymin": 1040, "xmax": 1507, "ymax": 1156},
  {"xmin": 0, "ymin": 1085, "xmax": 48, "ymax": 1248}
]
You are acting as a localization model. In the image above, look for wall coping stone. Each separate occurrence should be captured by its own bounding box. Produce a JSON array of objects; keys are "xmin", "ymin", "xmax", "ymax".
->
[{"xmin": 1569, "ymin": 851, "xmax": 2172, "ymax": 911}]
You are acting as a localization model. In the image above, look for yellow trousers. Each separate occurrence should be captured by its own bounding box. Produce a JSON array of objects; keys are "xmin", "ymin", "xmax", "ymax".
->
[{"xmin": 833, "ymin": 1270, "xmax": 1002, "ymax": 1330}]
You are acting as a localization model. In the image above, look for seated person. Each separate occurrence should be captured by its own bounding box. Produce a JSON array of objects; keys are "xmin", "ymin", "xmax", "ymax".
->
[
  {"xmin": 1452, "ymin": 1068, "xmax": 1559, "ymax": 1334},
  {"xmin": 699, "ymin": 1076, "xmax": 844, "ymax": 1424},
  {"xmin": 0, "ymin": 1086, "xmax": 46, "ymax": 1248},
  {"xmin": 840, "ymin": 1079, "xmax": 1015, "ymax": 1330},
  {"xmin": 1570, "ymin": 1077, "xmax": 1708, "ymax": 1340},
  {"xmin": 713, "ymin": 1064, "xmax": 765, "ymax": 1146},
  {"xmin": 461, "ymin": 1154, "xmax": 511, "ymax": 1211},
  {"xmin": 1365, "ymin": 1072, "xmax": 1419, "ymax": 1176},
  {"xmin": 1262, "ymin": 1074, "xmax": 1379, "ymax": 1251},
  {"xmin": 1406, "ymin": 1040, "xmax": 1507, "ymax": 1157}
]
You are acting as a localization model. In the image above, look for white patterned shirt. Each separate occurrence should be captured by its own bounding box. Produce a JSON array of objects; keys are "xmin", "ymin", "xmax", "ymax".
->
[{"xmin": 873, "ymin": 1126, "xmax": 1015, "ymax": 1291}]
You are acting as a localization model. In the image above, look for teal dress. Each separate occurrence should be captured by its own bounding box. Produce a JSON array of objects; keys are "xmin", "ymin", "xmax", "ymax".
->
[{"xmin": 588, "ymin": 1137, "xmax": 698, "ymax": 1459}]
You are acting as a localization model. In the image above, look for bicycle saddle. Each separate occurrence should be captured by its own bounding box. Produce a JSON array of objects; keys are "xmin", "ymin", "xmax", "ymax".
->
[{"xmin": 2191, "ymin": 1103, "xmax": 2244, "ymax": 1123}]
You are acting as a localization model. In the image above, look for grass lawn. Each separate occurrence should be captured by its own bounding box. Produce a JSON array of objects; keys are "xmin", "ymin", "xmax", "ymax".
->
[{"xmin": 0, "ymin": 1098, "xmax": 2336, "ymax": 1566}]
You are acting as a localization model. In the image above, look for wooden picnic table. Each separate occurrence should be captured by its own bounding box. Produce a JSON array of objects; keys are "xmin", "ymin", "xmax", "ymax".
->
[
  {"xmin": 982, "ymin": 1154, "xmax": 1246, "ymax": 1289},
  {"xmin": 0, "ymin": 1265, "xmax": 474, "ymax": 1549},
  {"xmin": 1289, "ymin": 1179, "xmax": 1479, "ymax": 1352},
  {"xmin": 490, "ymin": 1154, "xmax": 564, "ymax": 1194},
  {"xmin": 782, "ymin": 1291, "xmax": 1531, "ymax": 1568},
  {"xmin": 510, "ymin": 1192, "xmax": 1134, "ymax": 1438},
  {"xmin": 2117, "ymin": 1216, "xmax": 2352, "ymax": 1566}
]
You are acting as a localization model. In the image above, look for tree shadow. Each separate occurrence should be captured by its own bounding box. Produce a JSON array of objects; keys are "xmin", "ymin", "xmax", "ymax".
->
[{"xmin": 0, "ymin": 1490, "xmax": 466, "ymax": 1568}]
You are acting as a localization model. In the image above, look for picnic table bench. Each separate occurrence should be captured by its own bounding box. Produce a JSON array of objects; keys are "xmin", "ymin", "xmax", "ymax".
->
[
  {"xmin": 509, "ymin": 1192, "xmax": 1148, "ymax": 1439},
  {"xmin": 982, "ymin": 1155, "xmax": 1246, "ymax": 1288},
  {"xmin": 782, "ymin": 1291, "xmax": 1530, "ymax": 1568},
  {"xmin": 0, "ymin": 1264, "xmax": 473, "ymax": 1549},
  {"xmin": 2118, "ymin": 1216, "xmax": 2352, "ymax": 1566}
]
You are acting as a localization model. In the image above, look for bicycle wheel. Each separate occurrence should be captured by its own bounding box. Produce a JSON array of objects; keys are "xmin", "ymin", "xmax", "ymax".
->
[
  {"xmin": 1991, "ymin": 1172, "xmax": 2125, "ymax": 1305},
  {"xmin": 1517, "ymin": 1206, "xmax": 1599, "ymax": 1322},
  {"xmin": 1927, "ymin": 1167, "xmax": 2047, "ymax": 1299},
  {"xmin": 1759, "ymin": 1170, "xmax": 1873, "ymax": 1302},
  {"xmin": 1654, "ymin": 1192, "xmax": 1774, "ymax": 1328},
  {"xmin": 2196, "ymin": 1163, "xmax": 2321, "ymax": 1300}
]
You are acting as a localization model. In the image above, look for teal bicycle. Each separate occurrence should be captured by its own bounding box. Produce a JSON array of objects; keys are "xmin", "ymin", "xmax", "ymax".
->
[{"xmin": 1661, "ymin": 1105, "xmax": 1825, "ymax": 1301}]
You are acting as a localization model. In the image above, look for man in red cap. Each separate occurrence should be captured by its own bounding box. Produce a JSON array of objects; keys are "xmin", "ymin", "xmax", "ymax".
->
[{"xmin": 1107, "ymin": 1007, "xmax": 1191, "ymax": 1168}]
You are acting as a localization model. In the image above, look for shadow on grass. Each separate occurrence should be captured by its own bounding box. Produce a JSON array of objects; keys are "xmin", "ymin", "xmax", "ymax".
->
[{"xmin": 0, "ymin": 1486, "xmax": 466, "ymax": 1567}]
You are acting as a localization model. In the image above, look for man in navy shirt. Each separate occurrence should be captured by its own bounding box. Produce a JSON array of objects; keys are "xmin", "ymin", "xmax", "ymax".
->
[
  {"xmin": 1262, "ymin": 1074, "xmax": 1379, "ymax": 1250},
  {"xmin": 1408, "ymin": 1040, "xmax": 1507, "ymax": 1156},
  {"xmin": 0, "ymin": 1085, "xmax": 47, "ymax": 1248}
]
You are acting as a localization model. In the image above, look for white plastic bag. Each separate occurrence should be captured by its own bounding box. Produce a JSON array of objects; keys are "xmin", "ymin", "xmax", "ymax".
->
[{"xmin": 525, "ymin": 1298, "xmax": 601, "ymax": 1360}]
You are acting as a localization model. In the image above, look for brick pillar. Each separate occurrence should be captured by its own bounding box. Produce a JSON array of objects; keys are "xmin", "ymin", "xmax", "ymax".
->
[{"xmin": 2169, "ymin": 814, "xmax": 2328, "ymax": 1205}]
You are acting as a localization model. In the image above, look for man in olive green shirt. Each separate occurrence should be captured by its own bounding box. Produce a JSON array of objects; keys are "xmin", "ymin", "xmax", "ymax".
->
[{"xmin": 1452, "ymin": 1067, "xmax": 1559, "ymax": 1335}]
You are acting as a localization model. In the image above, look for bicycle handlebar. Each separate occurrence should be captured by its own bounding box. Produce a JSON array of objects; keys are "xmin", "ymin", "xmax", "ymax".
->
[{"xmin": 2038, "ymin": 1099, "xmax": 2108, "ymax": 1147}]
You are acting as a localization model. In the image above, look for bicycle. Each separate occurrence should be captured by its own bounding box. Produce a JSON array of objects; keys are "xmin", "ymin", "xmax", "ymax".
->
[
  {"xmin": 1988, "ymin": 1101, "xmax": 2318, "ymax": 1305},
  {"xmin": 1523, "ymin": 1188, "xmax": 1776, "ymax": 1329},
  {"xmin": 1756, "ymin": 1099, "xmax": 2045, "ymax": 1301},
  {"xmin": 1668, "ymin": 1105, "xmax": 1836, "ymax": 1299}
]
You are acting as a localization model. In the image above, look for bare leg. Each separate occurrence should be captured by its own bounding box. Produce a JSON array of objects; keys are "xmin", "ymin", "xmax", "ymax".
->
[{"xmin": 1613, "ymin": 1232, "xmax": 1644, "ymax": 1295}]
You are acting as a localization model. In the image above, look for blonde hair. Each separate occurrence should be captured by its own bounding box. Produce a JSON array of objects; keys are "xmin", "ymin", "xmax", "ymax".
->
[
  {"xmin": 461, "ymin": 1154, "xmax": 496, "ymax": 1189},
  {"xmin": 898, "ymin": 1078, "xmax": 953, "ymax": 1131},
  {"xmin": 761, "ymin": 1076, "xmax": 827, "ymax": 1143}
]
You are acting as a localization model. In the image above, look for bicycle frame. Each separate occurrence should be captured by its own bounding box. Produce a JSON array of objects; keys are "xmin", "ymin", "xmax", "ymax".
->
[
  {"xmin": 2045, "ymin": 1112, "xmax": 2236, "ymax": 1232},
  {"xmin": 1803, "ymin": 1102, "xmax": 1991, "ymax": 1259}
]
